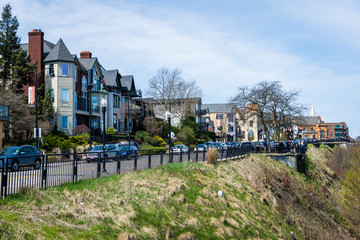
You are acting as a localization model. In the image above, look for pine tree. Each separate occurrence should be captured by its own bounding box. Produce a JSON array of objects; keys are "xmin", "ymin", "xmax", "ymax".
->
[{"xmin": 0, "ymin": 3, "xmax": 32, "ymax": 91}]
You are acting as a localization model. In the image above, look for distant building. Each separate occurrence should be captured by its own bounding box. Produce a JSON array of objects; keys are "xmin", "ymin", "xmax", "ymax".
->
[{"xmin": 202, "ymin": 103, "xmax": 237, "ymax": 142}]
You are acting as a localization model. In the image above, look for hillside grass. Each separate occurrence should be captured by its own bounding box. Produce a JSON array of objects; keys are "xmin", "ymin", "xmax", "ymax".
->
[{"xmin": 0, "ymin": 145, "xmax": 357, "ymax": 239}]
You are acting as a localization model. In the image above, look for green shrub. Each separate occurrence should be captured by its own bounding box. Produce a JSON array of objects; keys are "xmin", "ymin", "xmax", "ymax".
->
[
  {"xmin": 106, "ymin": 127, "xmax": 117, "ymax": 135},
  {"xmin": 174, "ymin": 141, "xmax": 183, "ymax": 145},
  {"xmin": 160, "ymin": 141, "xmax": 167, "ymax": 147},
  {"xmin": 140, "ymin": 147, "xmax": 166, "ymax": 155},
  {"xmin": 144, "ymin": 136, "xmax": 154, "ymax": 144},
  {"xmin": 135, "ymin": 131, "xmax": 149, "ymax": 140},
  {"xmin": 80, "ymin": 133, "xmax": 90, "ymax": 142},
  {"xmin": 150, "ymin": 138, "xmax": 161, "ymax": 146},
  {"xmin": 60, "ymin": 140, "xmax": 77, "ymax": 153}
]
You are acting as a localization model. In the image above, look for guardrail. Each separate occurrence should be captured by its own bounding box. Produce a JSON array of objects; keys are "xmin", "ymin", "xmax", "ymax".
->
[{"xmin": 0, "ymin": 146, "xmax": 253, "ymax": 199}]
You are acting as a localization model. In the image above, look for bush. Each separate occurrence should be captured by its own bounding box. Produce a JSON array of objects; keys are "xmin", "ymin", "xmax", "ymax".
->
[
  {"xmin": 150, "ymin": 138, "xmax": 161, "ymax": 146},
  {"xmin": 144, "ymin": 136, "xmax": 154, "ymax": 144},
  {"xmin": 106, "ymin": 127, "xmax": 117, "ymax": 135},
  {"xmin": 72, "ymin": 124, "xmax": 90, "ymax": 135},
  {"xmin": 207, "ymin": 148, "xmax": 218, "ymax": 165},
  {"xmin": 60, "ymin": 139, "xmax": 77, "ymax": 153},
  {"xmin": 140, "ymin": 147, "xmax": 166, "ymax": 155},
  {"xmin": 174, "ymin": 141, "xmax": 183, "ymax": 145},
  {"xmin": 80, "ymin": 133, "xmax": 90, "ymax": 142},
  {"xmin": 135, "ymin": 131, "xmax": 149, "ymax": 140}
]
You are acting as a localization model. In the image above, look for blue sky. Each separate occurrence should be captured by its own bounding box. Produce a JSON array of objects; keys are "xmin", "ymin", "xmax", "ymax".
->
[{"xmin": 8, "ymin": 0, "xmax": 360, "ymax": 137}]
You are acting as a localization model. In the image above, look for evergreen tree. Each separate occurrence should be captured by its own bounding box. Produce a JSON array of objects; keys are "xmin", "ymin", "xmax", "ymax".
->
[{"xmin": 0, "ymin": 3, "xmax": 32, "ymax": 91}]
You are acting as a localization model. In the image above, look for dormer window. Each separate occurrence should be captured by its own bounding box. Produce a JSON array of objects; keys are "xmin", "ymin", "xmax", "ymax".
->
[{"xmin": 62, "ymin": 63, "xmax": 69, "ymax": 76}]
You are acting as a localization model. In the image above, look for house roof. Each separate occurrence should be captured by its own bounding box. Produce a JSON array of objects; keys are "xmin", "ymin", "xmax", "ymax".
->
[
  {"xmin": 121, "ymin": 75, "xmax": 135, "ymax": 92},
  {"xmin": 78, "ymin": 58, "xmax": 97, "ymax": 70},
  {"xmin": 103, "ymin": 70, "xmax": 119, "ymax": 87},
  {"xmin": 43, "ymin": 38, "xmax": 74, "ymax": 63},
  {"xmin": 294, "ymin": 116, "xmax": 321, "ymax": 126},
  {"xmin": 202, "ymin": 103, "xmax": 236, "ymax": 113}
]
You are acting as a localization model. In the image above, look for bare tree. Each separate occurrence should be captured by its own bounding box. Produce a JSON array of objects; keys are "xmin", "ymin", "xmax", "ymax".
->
[
  {"xmin": 231, "ymin": 80, "xmax": 305, "ymax": 149},
  {"xmin": 147, "ymin": 67, "xmax": 202, "ymax": 124}
]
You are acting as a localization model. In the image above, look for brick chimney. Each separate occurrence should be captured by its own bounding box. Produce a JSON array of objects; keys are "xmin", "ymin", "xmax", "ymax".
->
[
  {"xmin": 28, "ymin": 29, "xmax": 44, "ymax": 87},
  {"xmin": 80, "ymin": 51, "xmax": 92, "ymax": 58}
]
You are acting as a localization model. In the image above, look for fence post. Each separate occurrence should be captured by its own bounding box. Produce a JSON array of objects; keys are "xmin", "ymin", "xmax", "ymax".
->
[
  {"xmin": 188, "ymin": 149, "xmax": 191, "ymax": 162},
  {"xmin": 1, "ymin": 158, "xmax": 8, "ymax": 199},
  {"xmin": 117, "ymin": 154, "xmax": 121, "ymax": 174},
  {"xmin": 148, "ymin": 149, "xmax": 152, "ymax": 169},
  {"xmin": 134, "ymin": 151, "xmax": 138, "ymax": 171},
  {"xmin": 203, "ymin": 148, "xmax": 205, "ymax": 162},
  {"xmin": 221, "ymin": 147, "xmax": 224, "ymax": 160},
  {"xmin": 160, "ymin": 149, "xmax": 163, "ymax": 165},
  {"xmin": 180, "ymin": 149, "xmax": 183, "ymax": 163},
  {"xmin": 168, "ymin": 148, "xmax": 173, "ymax": 163},
  {"xmin": 97, "ymin": 152, "xmax": 101, "ymax": 177},
  {"xmin": 195, "ymin": 150, "xmax": 198, "ymax": 163},
  {"xmin": 42, "ymin": 154, "xmax": 48, "ymax": 189},
  {"xmin": 70, "ymin": 149, "xmax": 77, "ymax": 183}
]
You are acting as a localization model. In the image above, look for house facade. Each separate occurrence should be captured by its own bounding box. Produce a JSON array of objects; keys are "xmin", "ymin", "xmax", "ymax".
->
[
  {"xmin": 202, "ymin": 104, "xmax": 237, "ymax": 142},
  {"xmin": 21, "ymin": 29, "xmax": 141, "ymax": 136}
]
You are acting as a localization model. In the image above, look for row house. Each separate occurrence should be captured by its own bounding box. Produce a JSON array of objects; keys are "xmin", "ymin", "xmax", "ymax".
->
[
  {"xmin": 202, "ymin": 104, "xmax": 237, "ymax": 142},
  {"xmin": 143, "ymin": 97, "xmax": 202, "ymax": 126},
  {"xmin": 21, "ymin": 29, "xmax": 140, "ymax": 136}
]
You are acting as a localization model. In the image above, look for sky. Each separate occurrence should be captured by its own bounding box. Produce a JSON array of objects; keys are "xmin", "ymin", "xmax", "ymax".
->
[{"xmin": 6, "ymin": 0, "xmax": 360, "ymax": 137}]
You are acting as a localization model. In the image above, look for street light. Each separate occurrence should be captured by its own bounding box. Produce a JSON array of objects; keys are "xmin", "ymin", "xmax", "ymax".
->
[
  {"xmin": 35, "ymin": 64, "xmax": 54, "ymax": 150},
  {"xmin": 167, "ymin": 109, "xmax": 172, "ymax": 148},
  {"xmin": 101, "ymin": 98, "xmax": 107, "ymax": 173},
  {"xmin": 206, "ymin": 118, "xmax": 209, "ymax": 144}
]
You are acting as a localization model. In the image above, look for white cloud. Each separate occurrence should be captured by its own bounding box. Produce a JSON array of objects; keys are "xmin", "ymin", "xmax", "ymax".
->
[{"xmin": 8, "ymin": 0, "xmax": 360, "ymax": 137}]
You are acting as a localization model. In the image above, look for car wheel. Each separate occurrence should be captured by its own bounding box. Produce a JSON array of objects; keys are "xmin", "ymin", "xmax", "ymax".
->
[
  {"xmin": 11, "ymin": 160, "xmax": 20, "ymax": 171},
  {"xmin": 34, "ymin": 159, "xmax": 41, "ymax": 170}
]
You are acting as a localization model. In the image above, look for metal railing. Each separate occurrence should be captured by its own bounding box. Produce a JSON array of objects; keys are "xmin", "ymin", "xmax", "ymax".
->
[{"xmin": 0, "ymin": 146, "xmax": 254, "ymax": 199}]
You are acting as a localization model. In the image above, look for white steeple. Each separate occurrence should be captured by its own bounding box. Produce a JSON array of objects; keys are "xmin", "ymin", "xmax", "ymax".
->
[{"xmin": 310, "ymin": 103, "xmax": 315, "ymax": 117}]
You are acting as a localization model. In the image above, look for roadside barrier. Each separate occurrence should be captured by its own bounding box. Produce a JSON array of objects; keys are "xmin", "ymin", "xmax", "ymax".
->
[{"xmin": 0, "ymin": 146, "xmax": 253, "ymax": 199}]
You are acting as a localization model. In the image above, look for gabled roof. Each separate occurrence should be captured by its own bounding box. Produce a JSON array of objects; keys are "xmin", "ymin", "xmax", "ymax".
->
[
  {"xmin": 121, "ymin": 75, "xmax": 135, "ymax": 92},
  {"xmin": 103, "ymin": 69, "xmax": 120, "ymax": 87},
  {"xmin": 294, "ymin": 116, "xmax": 321, "ymax": 126},
  {"xmin": 78, "ymin": 58, "xmax": 97, "ymax": 70},
  {"xmin": 72, "ymin": 55, "xmax": 87, "ymax": 72},
  {"xmin": 20, "ymin": 40, "xmax": 56, "ymax": 60},
  {"xmin": 202, "ymin": 103, "xmax": 236, "ymax": 113},
  {"xmin": 43, "ymin": 38, "xmax": 74, "ymax": 63}
]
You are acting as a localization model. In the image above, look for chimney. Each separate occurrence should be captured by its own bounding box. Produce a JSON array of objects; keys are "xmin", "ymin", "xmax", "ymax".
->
[
  {"xmin": 28, "ymin": 29, "xmax": 44, "ymax": 87},
  {"xmin": 80, "ymin": 51, "xmax": 92, "ymax": 58}
]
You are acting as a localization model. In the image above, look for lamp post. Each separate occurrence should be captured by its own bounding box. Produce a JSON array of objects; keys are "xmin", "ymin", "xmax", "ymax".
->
[
  {"xmin": 34, "ymin": 65, "xmax": 54, "ymax": 150},
  {"xmin": 101, "ymin": 98, "xmax": 107, "ymax": 173},
  {"xmin": 206, "ymin": 118, "xmax": 209, "ymax": 144},
  {"xmin": 167, "ymin": 107, "xmax": 172, "ymax": 148},
  {"xmin": 128, "ymin": 93, "xmax": 131, "ymax": 148}
]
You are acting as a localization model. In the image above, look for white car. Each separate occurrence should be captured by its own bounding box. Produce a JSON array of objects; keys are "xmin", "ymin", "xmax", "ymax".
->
[{"xmin": 172, "ymin": 145, "xmax": 189, "ymax": 154}]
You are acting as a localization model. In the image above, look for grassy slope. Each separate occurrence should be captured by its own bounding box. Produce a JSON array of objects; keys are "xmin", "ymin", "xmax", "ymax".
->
[{"xmin": 0, "ymin": 145, "xmax": 357, "ymax": 239}]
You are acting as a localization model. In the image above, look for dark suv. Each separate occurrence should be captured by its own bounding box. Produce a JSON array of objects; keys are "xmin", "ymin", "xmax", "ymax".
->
[{"xmin": 0, "ymin": 145, "xmax": 41, "ymax": 171}]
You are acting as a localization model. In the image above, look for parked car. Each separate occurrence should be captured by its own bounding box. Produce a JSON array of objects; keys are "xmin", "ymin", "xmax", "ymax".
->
[
  {"xmin": 0, "ymin": 145, "xmax": 41, "ymax": 171},
  {"xmin": 115, "ymin": 141, "xmax": 140, "ymax": 149},
  {"xmin": 172, "ymin": 144, "xmax": 189, "ymax": 154},
  {"xmin": 194, "ymin": 144, "xmax": 207, "ymax": 152},
  {"xmin": 240, "ymin": 141, "xmax": 252, "ymax": 149},
  {"xmin": 117, "ymin": 145, "xmax": 138, "ymax": 159},
  {"xmin": 85, "ymin": 145, "xmax": 118, "ymax": 161}
]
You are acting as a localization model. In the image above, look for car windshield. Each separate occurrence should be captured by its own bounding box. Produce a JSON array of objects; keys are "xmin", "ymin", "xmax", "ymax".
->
[
  {"xmin": 0, "ymin": 147, "xmax": 20, "ymax": 155},
  {"xmin": 92, "ymin": 146, "xmax": 103, "ymax": 151}
]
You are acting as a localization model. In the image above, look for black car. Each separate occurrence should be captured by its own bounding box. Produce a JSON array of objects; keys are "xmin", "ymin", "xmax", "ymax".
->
[{"xmin": 0, "ymin": 145, "xmax": 41, "ymax": 171}]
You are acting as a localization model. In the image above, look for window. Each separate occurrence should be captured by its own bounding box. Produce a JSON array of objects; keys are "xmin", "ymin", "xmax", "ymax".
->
[
  {"xmin": 216, "ymin": 114, "xmax": 224, "ymax": 120},
  {"xmin": 82, "ymin": 76, "xmax": 87, "ymax": 89},
  {"xmin": 50, "ymin": 89, "xmax": 54, "ymax": 101},
  {"xmin": 74, "ymin": 68, "xmax": 78, "ymax": 82},
  {"xmin": 249, "ymin": 120, "xmax": 253, "ymax": 127},
  {"xmin": 61, "ymin": 89, "xmax": 69, "ymax": 102},
  {"xmin": 61, "ymin": 116, "xmax": 68, "ymax": 128},
  {"xmin": 62, "ymin": 63, "xmax": 69, "ymax": 76},
  {"xmin": 113, "ymin": 114, "xmax": 117, "ymax": 130}
]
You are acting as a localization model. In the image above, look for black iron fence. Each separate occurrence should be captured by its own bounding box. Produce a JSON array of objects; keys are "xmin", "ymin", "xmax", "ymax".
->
[{"xmin": 0, "ymin": 146, "xmax": 254, "ymax": 199}]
